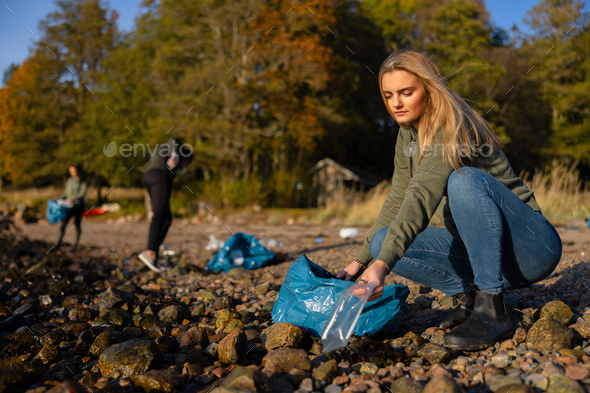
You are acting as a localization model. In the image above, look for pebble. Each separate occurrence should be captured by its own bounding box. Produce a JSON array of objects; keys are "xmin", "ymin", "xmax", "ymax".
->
[
  {"xmin": 262, "ymin": 348, "xmax": 311, "ymax": 376},
  {"xmin": 417, "ymin": 344, "xmax": 451, "ymax": 364},
  {"xmin": 217, "ymin": 328, "xmax": 247, "ymax": 364},
  {"xmin": 495, "ymin": 385, "xmax": 534, "ymax": 393},
  {"xmin": 526, "ymin": 317, "xmax": 573, "ymax": 352},
  {"xmin": 299, "ymin": 377, "xmax": 313, "ymax": 391},
  {"xmin": 313, "ymin": 359, "xmax": 338, "ymax": 381},
  {"xmin": 325, "ymin": 384, "xmax": 343, "ymax": 393},
  {"xmin": 343, "ymin": 383, "xmax": 368, "ymax": 392},
  {"xmin": 360, "ymin": 362, "xmax": 378, "ymax": 375},
  {"xmin": 389, "ymin": 377, "xmax": 424, "ymax": 393},
  {"xmin": 422, "ymin": 375, "xmax": 461, "ymax": 393},
  {"xmin": 546, "ymin": 374, "xmax": 585, "ymax": 393},
  {"xmin": 565, "ymin": 365, "xmax": 590, "ymax": 380},
  {"xmin": 98, "ymin": 338, "xmax": 163, "ymax": 378},
  {"xmin": 130, "ymin": 369, "xmax": 183, "ymax": 392},
  {"xmin": 538, "ymin": 301, "xmax": 574, "ymax": 325},
  {"xmin": 487, "ymin": 375, "xmax": 522, "ymax": 392},
  {"xmin": 262, "ymin": 322, "xmax": 310, "ymax": 351}
]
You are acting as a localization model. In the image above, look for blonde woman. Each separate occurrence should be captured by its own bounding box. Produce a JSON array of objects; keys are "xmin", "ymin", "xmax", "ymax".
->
[{"xmin": 337, "ymin": 50, "xmax": 561, "ymax": 351}]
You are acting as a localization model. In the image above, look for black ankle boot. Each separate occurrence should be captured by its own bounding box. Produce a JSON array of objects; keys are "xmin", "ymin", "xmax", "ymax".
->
[
  {"xmin": 439, "ymin": 290, "xmax": 475, "ymax": 329},
  {"xmin": 444, "ymin": 290, "xmax": 514, "ymax": 351}
]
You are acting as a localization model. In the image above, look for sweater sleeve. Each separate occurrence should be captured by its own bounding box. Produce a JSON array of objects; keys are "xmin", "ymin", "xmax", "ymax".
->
[
  {"xmin": 71, "ymin": 181, "xmax": 88, "ymax": 201},
  {"xmin": 377, "ymin": 132, "xmax": 454, "ymax": 271},
  {"xmin": 355, "ymin": 130, "xmax": 411, "ymax": 266},
  {"xmin": 60, "ymin": 178, "xmax": 71, "ymax": 199}
]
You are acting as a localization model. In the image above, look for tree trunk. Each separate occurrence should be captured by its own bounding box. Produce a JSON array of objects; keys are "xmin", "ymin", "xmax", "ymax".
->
[{"xmin": 91, "ymin": 168, "xmax": 103, "ymax": 205}]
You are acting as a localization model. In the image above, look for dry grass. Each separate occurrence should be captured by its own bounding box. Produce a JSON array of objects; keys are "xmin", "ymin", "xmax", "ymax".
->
[
  {"xmin": 311, "ymin": 182, "xmax": 391, "ymax": 226},
  {"xmin": 2, "ymin": 165, "xmax": 588, "ymax": 226},
  {"xmin": 523, "ymin": 163, "xmax": 590, "ymax": 224},
  {"xmin": 0, "ymin": 186, "xmax": 145, "ymax": 209},
  {"xmin": 314, "ymin": 164, "xmax": 590, "ymax": 226}
]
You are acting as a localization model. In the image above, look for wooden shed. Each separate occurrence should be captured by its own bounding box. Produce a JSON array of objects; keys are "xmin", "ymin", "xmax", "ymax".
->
[{"xmin": 308, "ymin": 157, "xmax": 385, "ymax": 207}]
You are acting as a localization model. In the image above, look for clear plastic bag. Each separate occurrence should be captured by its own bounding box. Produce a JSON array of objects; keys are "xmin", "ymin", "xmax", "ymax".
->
[{"xmin": 321, "ymin": 281, "xmax": 377, "ymax": 353}]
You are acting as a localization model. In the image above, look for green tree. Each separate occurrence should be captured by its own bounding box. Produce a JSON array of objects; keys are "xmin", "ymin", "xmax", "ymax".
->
[
  {"xmin": 0, "ymin": 0, "xmax": 120, "ymax": 187},
  {"xmin": 522, "ymin": 0, "xmax": 590, "ymax": 168},
  {"xmin": 69, "ymin": 3, "xmax": 159, "ymax": 197},
  {"xmin": 143, "ymin": 0, "xmax": 340, "ymax": 193},
  {"xmin": 418, "ymin": 0, "xmax": 505, "ymax": 122}
]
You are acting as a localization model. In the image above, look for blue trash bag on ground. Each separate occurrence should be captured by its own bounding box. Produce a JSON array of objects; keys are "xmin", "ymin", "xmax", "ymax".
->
[
  {"xmin": 206, "ymin": 233, "xmax": 275, "ymax": 272},
  {"xmin": 46, "ymin": 199, "xmax": 72, "ymax": 224},
  {"xmin": 272, "ymin": 254, "xmax": 409, "ymax": 337}
]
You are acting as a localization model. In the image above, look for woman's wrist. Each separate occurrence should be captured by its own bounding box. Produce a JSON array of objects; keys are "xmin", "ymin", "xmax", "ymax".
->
[
  {"xmin": 352, "ymin": 258, "xmax": 366, "ymax": 268},
  {"xmin": 373, "ymin": 259, "xmax": 391, "ymax": 274}
]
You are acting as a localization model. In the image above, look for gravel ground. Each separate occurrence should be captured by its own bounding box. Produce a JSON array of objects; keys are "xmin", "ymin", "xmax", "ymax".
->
[{"xmin": 0, "ymin": 217, "xmax": 588, "ymax": 393}]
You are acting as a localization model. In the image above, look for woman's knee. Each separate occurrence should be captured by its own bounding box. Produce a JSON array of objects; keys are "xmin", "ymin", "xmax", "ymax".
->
[{"xmin": 447, "ymin": 167, "xmax": 484, "ymax": 197}]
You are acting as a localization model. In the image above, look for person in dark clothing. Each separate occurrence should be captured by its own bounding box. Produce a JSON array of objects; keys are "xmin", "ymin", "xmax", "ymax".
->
[
  {"xmin": 139, "ymin": 138, "xmax": 192, "ymax": 272},
  {"xmin": 54, "ymin": 163, "xmax": 88, "ymax": 251}
]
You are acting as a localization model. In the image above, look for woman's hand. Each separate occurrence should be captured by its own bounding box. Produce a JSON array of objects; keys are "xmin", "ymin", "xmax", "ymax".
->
[
  {"xmin": 356, "ymin": 260, "xmax": 389, "ymax": 302},
  {"xmin": 166, "ymin": 154, "xmax": 180, "ymax": 169},
  {"xmin": 336, "ymin": 260, "xmax": 364, "ymax": 282}
]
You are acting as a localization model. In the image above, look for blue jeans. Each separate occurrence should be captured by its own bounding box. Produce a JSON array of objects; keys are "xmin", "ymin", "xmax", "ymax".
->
[{"xmin": 370, "ymin": 167, "xmax": 562, "ymax": 295}]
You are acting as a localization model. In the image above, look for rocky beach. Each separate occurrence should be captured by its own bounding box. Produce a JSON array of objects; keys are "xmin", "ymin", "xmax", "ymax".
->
[{"xmin": 1, "ymin": 217, "xmax": 589, "ymax": 393}]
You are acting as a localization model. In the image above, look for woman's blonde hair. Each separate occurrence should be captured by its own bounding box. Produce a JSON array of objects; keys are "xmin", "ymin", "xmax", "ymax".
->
[{"xmin": 378, "ymin": 50, "xmax": 504, "ymax": 170}]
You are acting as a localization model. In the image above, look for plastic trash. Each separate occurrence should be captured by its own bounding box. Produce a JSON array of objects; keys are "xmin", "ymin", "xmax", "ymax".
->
[
  {"xmin": 339, "ymin": 227, "xmax": 359, "ymax": 239},
  {"xmin": 101, "ymin": 202, "xmax": 121, "ymax": 212},
  {"xmin": 229, "ymin": 249, "xmax": 244, "ymax": 266},
  {"xmin": 314, "ymin": 237, "xmax": 324, "ymax": 243},
  {"xmin": 587, "ymin": 218, "xmax": 590, "ymax": 229},
  {"xmin": 56, "ymin": 199, "xmax": 73, "ymax": 208},
  {"xmin": 46, "ymin": 199, "xmax": 72, "ymax": 224},
  {"xmin": 205, "ymin": 235, "xmax": 225, "ymax": 251},
  {"xmin": 206, "ymin": 233, "xmax": 275, "ymax": 272},
  {"xmin": 259, "ymin": 239, "xmax": 286, "ymax": 248},
  {"xmin": 272, "ymin": 254, "xmax": 409, "ymax": 337},
  {"xmin": 321, "ymin": 281, "xmax": 377, "ymax": 353}
]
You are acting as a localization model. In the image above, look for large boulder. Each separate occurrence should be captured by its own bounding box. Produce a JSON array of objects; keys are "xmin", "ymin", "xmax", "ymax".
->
[
  {"xmin": 261, "ymin": 348, "xmax": 311, "ymax": 377},
  {"xmin": 218, "ymin": 328, "xmax": 247, "ymax": 364},
  {"xmin": 98, "ymin": 338, "xmax": 163, "ymax": 378},
  {"xmin": 526, "ymin": 317, "xmax": 573, "ymax": 352},
  {"xmin": 261, "ymin": 322, "xmax": 312, "ymax": 351}
]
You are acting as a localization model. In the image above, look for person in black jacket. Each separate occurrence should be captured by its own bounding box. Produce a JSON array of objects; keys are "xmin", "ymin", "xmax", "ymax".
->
[{"xmin": 138, "ymin": 138, "xmax": 192, "ymax": 272}]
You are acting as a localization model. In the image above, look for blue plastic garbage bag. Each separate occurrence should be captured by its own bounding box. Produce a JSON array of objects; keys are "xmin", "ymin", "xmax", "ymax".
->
[
  {"xmin": 206, "ymin": 233, "xmax": 275, "ymax": 272},
  {"xmin": 46, "ymin": 199, "xmax": 72, "ymax": 224},
  {"xmin": 272, "ymin": 254, "xmax": 409, "ymax": 337}
]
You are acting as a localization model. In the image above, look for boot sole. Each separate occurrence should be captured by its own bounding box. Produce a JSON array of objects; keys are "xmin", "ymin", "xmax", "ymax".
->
[{"xmin": 444, "ymin": 327, "xmax": 514, "ymax": 351}]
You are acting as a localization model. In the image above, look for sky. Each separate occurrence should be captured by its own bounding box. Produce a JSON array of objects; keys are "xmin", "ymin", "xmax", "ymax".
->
[{"xmin": 0, "ymin": 0, "xmax": 548, "ymax": 80}]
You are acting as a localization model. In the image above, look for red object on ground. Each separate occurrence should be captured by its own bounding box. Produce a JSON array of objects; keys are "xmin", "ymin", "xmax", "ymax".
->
[{"xmin": 83, "ymin": 207, "xmax": 108, "ymax": 217}]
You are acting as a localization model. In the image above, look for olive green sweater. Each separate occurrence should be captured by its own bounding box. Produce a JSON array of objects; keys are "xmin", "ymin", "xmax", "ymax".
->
[
  {"xmin": 60, "ymin": 178, "xmax": 88, "ymax": 204},
  {"xmin": 355, "ymin": 125, "xmax": 541, "ymax": 271}
]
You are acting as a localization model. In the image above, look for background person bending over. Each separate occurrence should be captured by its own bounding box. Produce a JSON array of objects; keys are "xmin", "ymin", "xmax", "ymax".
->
[
  {"xmin": 138, "ymin": 138, "xmax": 192, "ymax": 272},
  {"xmin": 337, "ymin": 50, "xmax": 562, "ymax": 351},
  {"xmin": 54, "ymin": 163, "xmax": 88, "ymax": 251}
]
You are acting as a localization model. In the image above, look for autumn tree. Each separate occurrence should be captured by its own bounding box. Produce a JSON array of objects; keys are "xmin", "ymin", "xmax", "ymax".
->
[{"xmin": 0, "ymin": 55, "xmax": 76, "ymax": 186}]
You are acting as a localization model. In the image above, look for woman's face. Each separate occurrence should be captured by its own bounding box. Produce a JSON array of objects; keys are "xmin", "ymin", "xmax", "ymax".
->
[
  {"xmin": 69, "ymin": 166, "xmax": 78, "ymax": 179},
  {"xmin": 382, "ymin": 70, "xmax": 429, "ymax": 128}
]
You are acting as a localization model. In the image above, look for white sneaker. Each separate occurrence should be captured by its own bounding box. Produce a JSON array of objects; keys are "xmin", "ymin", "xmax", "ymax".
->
[{"xmin": 138, "ymin": 251, "xmax": 166, "ymax": 273}]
